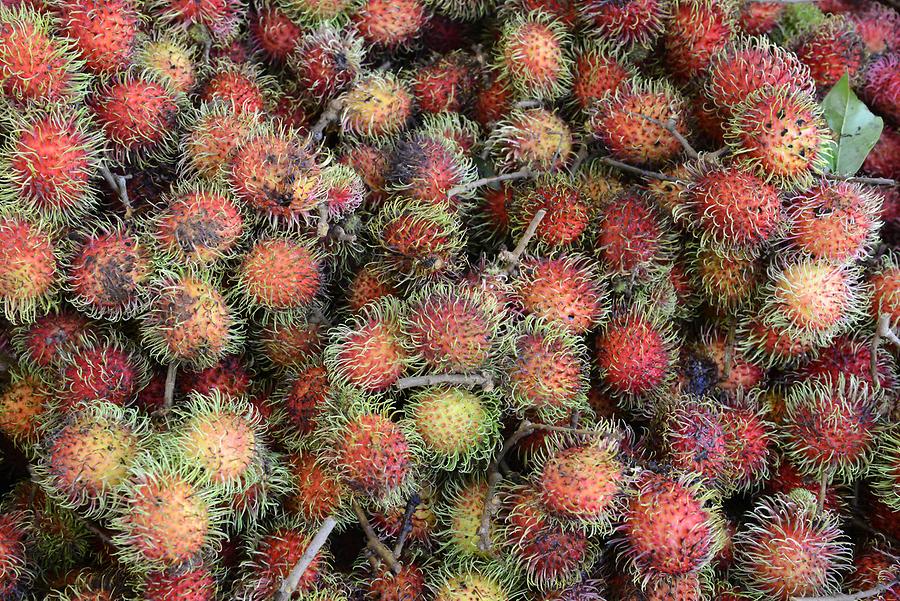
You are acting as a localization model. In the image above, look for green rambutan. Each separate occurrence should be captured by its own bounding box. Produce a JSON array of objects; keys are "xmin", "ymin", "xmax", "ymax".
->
[
  {"xmin": 0, "ymin": 108, "xmax": 103, "ymax": 224},
  {"xmin": 509, "ymin": 174, "xmax": 593, "ymax": 250},
  {"xmin": 488, "ymin": 107, "xmax": 573, "ymax": 173},
  {"xmin": 352, "ymin": 0, "xmax": 429, "ymax": 49},
  {"xmin": 54, "ymin": 334, "xmax": 150, "ymax": 409},
  {"xmin": 0, "ymin": 370, "xmax": 51, "ymax": 445},
  {"xmin": 494, "ymin": 10, "xmax": 573, "ymax": 101},
  {"xmin": 59, "ymin": 0, "xmax": 139, "ymax": 75},
  {"xmin": 436, "ymin": 477, "xmax": 497, "ymax": 560},
  {"xmin": 793, "ymin": 16, "xmax": 865, "ymax": 90},
  {"xmin": 234, "ymin": 234, "xmax": 323, "ymax": 316},
  {"xmin": 570, "ymin": 39, "xmax": 634, "ymax": 112},
  {"xmin": 732, "ymin": 491, "xmax": 852, "ymax": 600},
  {"xmin": 340, "ymin": 72, "xmax": 414, "ymax": 140},
  {"xmin": 0, "ymin": 212, "xmax": 61, "ymax": 323},
  {"xmin": 431, "ymin": 567, "xmax": 516, "ymax": 601},
  {"xmin": 135, "ymin": 35, "xmax": 198, "ymax": 95},
  {"xmin": 663, "ymin": 0, "xmax": 736, "ymax": 82},
  {"xmin": 575, "ymin": 0, "xmax": 668, "ymax": 47}
]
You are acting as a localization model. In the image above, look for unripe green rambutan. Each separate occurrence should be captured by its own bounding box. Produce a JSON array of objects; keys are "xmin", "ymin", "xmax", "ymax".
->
[
  {"xmin": 340, "ymin": 73, "xmax": 414, "ymax": 140},
  {"xmin": 437, "ymin": 477, "xmax": 497, "ymax": 560},
  {"xmin": 411, "ymin": 51, "xmax": 476, "ymax": 114},
  {"xmin": 0, "ymin": 212, "xmax": 61, "ymax": 323},
  {"xmin": 688, "ymin": 243, "xmax": 763, "ymax": 311},
  {"xmin": 55, "ymin": 334, "xmax": 150, "ymax": 409},
  {"xmin": 571, "ymin": 39, "xmax": 634, "ymax": 112},
  {"xmin": 12, "ymin": 308, "xmax": 96, "ymax": 372},
  {"xmin": 319, "ymin": 391, "xmax": 419, "ymax": 507},
  {"xmin": 250, "ymin": 6, "xmax": 303, "ymax": 62},
  {"xmin": 370, "ymin": 198, "xmax": 465, "ymax": 282},
  {"xmin": 387, "ymin": 131, "xmax": 477, "ymax": 210},
  {"xmin": 872, "ymin": 426, "xmax": 900, "ymax": 511},
  {"xmin": 235, "ymin": 517, "xmax": 331, "ymax": 600},
  {"xmin": 0, "ymin": 4, "xmax": 88, "ymax": 107},
  {"xmin": 93, "ymin": 73, "xmax": 182, "ymax": 165},
  {"xmin": 510, "ymin": 174, "xmax": 593, "ymax": 250},
  {"xmin": 228, "ymin": 124, "xmax": 325, "ymax": 224},
  {"xmin": 34, "ymin": 400, "xmax": 150, "ymax": 517},
  {"xmin": 289, "ymin": 26, "xmax": 364, "ymax": 103},
  {"xmin": 663, "ymin": 0, "xmax": 736, "ymax": 82},
  {"xmin": 785, "ymin": 180, "xmax": 881, "ymax": 264},
  {"xmin": 0, "ymin": 370, "xmax": 51, "ymax": 445},
  {"xmin": 619, "ymin": 471, "xmax": 725, "ymax": 586},
  {"xmin": 759, "ymin": 257, "xmax": 864, "ymax": 348},
  {"xmin": 135, "ymin": 35, "xmax": 198, "ymax": 95},
  {"xmin": 588, "ymin": 78, "xmax": 689, "ymax": 166},
  {"xmin": 596, "ymin": 189, "xmax": 674, "ymax": 277},
  {"xmin": 726, "ymin": 85, "xmax": 831, "ymax": 190},
  {"xmin": 141, "ymin": 270, "xmax": 244, "ymax": 368},
  {"xmin": 403, "ymin": 281, "xmax": 504, "ymax": 373},
  {"xmin": 793, "ymin": 16, "xmax": 865, "ymax": 90},
  {"xmin": 152, "ymin": 0, "xmax": 245, "ymax": 41},
  {"xmin": 326, "ymin": 296, "xmax": 413, "ymax": 392},
  {"xmin": 704, "ymin": 36, "xmax": 814, "ymax": 122},
  {"xmin": 141, "ymin": 564, "xmax": 217, "ymax": 601},
  {"xmin": 0, "ymin": 511, "xmax": 31, "ymax": 598},
  {"xmin": 431, "ymin": 567, "xmax": 516, "ymax": 601},
  {"xmin": 352, "ymin": 0, "xmax": 429, "ymax": 48},
  {"xmin": 575, "ymin": 0, "xmax": 668, "ymax": 47},
  {"xmin": 59, "ymin": 0, "xmax": 139, "ymax": 75},
  {"xmin": 255, "ymin": 311, "xmax": 325, "ymax": 372},
  {"xmin": 495, "ymin": 10, "xmax": 572, "ymax": 101},
  {"xmin": 269, "ymin": 362, "xmax": 332, "ymax": 447},
  {"xmin": 66, "ymin": 224, "xmax": 153, "ymax": 321},
  {"xmin": 235, "ymin": 234, "xmax": 323, "ymax": 315},
  {"xmin": 870, "ymin": 254, "xmax": 900, "ymax": 322},
  {"xmin": 201, "ymin": 60, "xmax": 273, "ymax": 115},
  {"xmin": 501, "ymin": 316, "xmax": 588, "ymax": 417},
  {"xmin": 182, "ymin": 101, "xmax": 258, "ymax": 181},
  {"xmin": 732, "ymin": 492, "xmax": 852, "ymax": 600},
  {"xmin": 405, "ymin": 385, "xmax": 500, "ymax": 471},
  {"xmin": 783, "ymin": 374, "xmax": 884, "ymax": 483},
  {"xmin": 284, "ymin": 452, "xmax": 346, "ymax": 523},
  {"xmin": 501, "ymin": 484, "xmax": 596, "ymax": 590},
  {"xmin": 515, "ymin": 254, "xmax": 608, "ymax": 334},
  {"xmin": 0, "ymin": 108, "xmax": 103, "ymax": 224},
  {"xmin": 488, "ymin": 107, "xmax": 573, "ymax": 173},
  {"xmin": 111, "ymin": 453, "xmax": 225, "ymax": 572}
]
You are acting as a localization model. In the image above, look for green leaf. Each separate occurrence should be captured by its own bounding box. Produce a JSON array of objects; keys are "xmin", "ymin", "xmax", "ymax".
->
[{"xmin": 821, "ymin": 72, "xmax": 884, "ymax": 177}]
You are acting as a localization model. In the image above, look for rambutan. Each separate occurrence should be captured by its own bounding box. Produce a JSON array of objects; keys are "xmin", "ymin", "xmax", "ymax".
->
[
  {"xmin": 0, "ymin": 370, "xmax": 51, "ymax": 444},
  {"xmin": 142, "ymin": 565, "xmax": 217, "ymax": 601},
  {"xmin": 371, "ymin": 484, "xmax": 437, "ymax": 544},
  {"xmin": 862, "ymin": 52, "xmax": 900, "ymax": 126},
  {"xmin": 732, "ymin": 491, "xmax": 852, "ymax": 600},
  {"xmin": 864, "ymin": 126, "xmax": 900, "ymax": 181},
  {"xmin": 508, "ymin": 174, "xmax": 592, "ymax": 250},
  {"xmin": 846, "ymin": 543, "xmax": 900, "ymax": 601},
  {"xmin": 152, "ymin": 0, "xmax": 245, "ymax": 41},
  {"xmin": 290, "ymin": 26, "xmax": 364, "ymax": 104},
  {"xmin": 793, "ymin": 16, "xmax": 865, "ymax": 90},
  {"xmin": 739, "ymin": 1, "xmax": 783, "ymax": 34},
  {"xmin": 849, "ymin": 3, "xmax": 900, "ymax": 54},
  {"xmin": 0, "ymin": 213, "xmax": 61, "ymax": 323},
  {"xmin": 250, "ymin": 6, "xmax": 303, "ymax": 62},
  {"xmin": 54, "ymin": 335, "xmax": 149, "ymax": 409},
  {"xmin": 658, "ymin": 396, "xmax": 733, "ymax": 487},
  {"xmin": 737, "ymin": 311, "xmax": 816, "ymax": 368},
  {"xmin": 799, "ymin": 334, "xmax": 895, "ymax": 389},
  {"xmin": 135, "ymin": 35, "xmax": 198, "ymax": 95},
  {"xmin": 432, "ymin": 568, "xmax": 514, "ymax": 601},
  {"xmin": 721, "ymin": 391, "xmax": 776, "ymax": 490},
  {"xmin": 0, "ymin": 511, "xmax": 30, "ymax": 598},
  {"xmin": 870, "ymin": 254, "xmax": 900, "ymax": 323},
  {"xmin": 575, "ymin": 0, "xmax": 668, "ymax": 47},
  {"xmin": 284, "ymin": 452, "xmax": 346, "ymax": 523},
  {"xmin": 570, "ymin": 39, "xmax": 634, "ymax": 111},
  {"xmin": 387, "ymin": 131, "xmax": 477, "ymax": 210},
  {"xmin": 411, "ymin": 51, "xmax": 477, "ymax": 114},
  {"xmin": 726, "ymin": 85, "xmax": 831, "ymax": 190},
  {"xmin": 588, "ymin": 78, "xmax": 689, "ymax": 166},
  {"xmin": 872, "ymin": 426, "xmax": 900, "ymax": 511},
  {"xmin": 182, "ymin": 101, "xmax": 257, "ymax": 181},
  {"xmin": 488, "ymin": 107, "xmax": 573, "ymax": 173},
  {"xmin": 437, "ymin": 478, "xmax": 497, "ymax": 560},
  {"xmin": 352, "ymin": 0, "xmax": 429, "ymax": 49},
  {"xmin": 235, "ymin": 234, "xmax": 323, "ymax": 315},
  {"xmin": 59, "ymin": 0, "xmax": 139, "ymax": 75},
  {"xmin": 12, "ymin": 308, "xmax": 95, "ymax": 372},
  {"xmin": 473, "ymin": 72, "xmax": 514, "ymax": 130},
  {"xmin": 365, "ymin": 562, "xmax": 427, "ymax": 601},
  {"xmin": 178, "ymin": 353, "xmax": 252, "ymax": 399},
  {"xmin": 200, "ymin": 60, "xmax": 272, "ymax": 115},
  {"xmin": 255, "ymin": 312, "xmax": 325, "ymax": 371},
  {"xmin": 269, "ymin": 362, "xmax": 331, "ymax": 447},
  {"xmin": 515, "ymin": 254, "xmax": 608, "ymax": 334},
  {"xmin": 689, "ymin": 244, "xmax": 763, "ymax": 311},
  {"xmin": 596, "ymin": 189, "xmax": 673, "ymax": 276},
  {"xmin": 340, "ymin": 73, "xmax": 414, "ymax": 140},
  {"xmin": 494, "ymin": 10, "xmax": 573, "ymax": 101},
  {"xmin": 663, "ymin": 0, "xmax": 736, "ymax": 82}
]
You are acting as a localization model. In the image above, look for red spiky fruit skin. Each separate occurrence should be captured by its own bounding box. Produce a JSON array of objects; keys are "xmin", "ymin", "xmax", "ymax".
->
[
  {"xmin": 847, "ymin": 545, "xmax": 899, "ymax": 601},
  {"xmin": 0, "ymin": 512, "xmax": 29, "ymax": 597},
  {"xmin": 663, "ymin": 0, "xmax": 735, "ymax": 82},
  {"xmin": 480, "ymin": 184, "xmax": 513, "ymax": 238},
  {"xmin": 353, "ymin": 0, "xmax": 428, "ymax": 49},
  {"xmin": 335, "ymin": 318, "xmax": 409, "ymax": 391},
  {"xmin": 513, "ymin": 180, "xmax": 591, "ymax": 249},
  {"xmin": 185, "ymin": 110, "xmax": 254, "ymax": 179},
  {"xmin": 849, "ymin": 4, "xmax": 900, "ymax": 54},
  {"xmin": 508, "ymin": 331, "xmax": 585, "ymax": 413},
  {"xmin": 862, "ymin": 53, "xmax": 900, "ymax": 126},
  {"xmin": 538, "ymin": 443, "xmax": 625, "ymax": 524},
  {"xmin": 722, "ymin": 405, "xmax": 774, "ymax": 489},
  {"xmin": 347, "ymin": 266, "xmax": 397, "ymax": 312},
  {"xmin": 664, "ymin": 401, "xmax": 730, "ymax": 484},
  {"xmin": 388, "ymin": 135, "xmax": 470, "ymax": 210},
  {"xmin": 702, "ymin": 332, "xmax": 765, "ymax": 391},
  {"xmin": 60, "ymin": 0, "xmax": 139, "ymax": 74},
  {"xmin": 17, "ymin": 309, "xmax": 93, "ymax": 369},
  {"xmin": 238, "ymin": 238, "xmax": 321, "ymax": 311},
  {"xmin": 258, "ymin": 319, "xmax": 324, "ymax": 371},
  {"xmin": 472, "ymin": 72, "xmax": 514, "ymax": 128},
  {"xmin": 144, "ymin": 566, "xmax": 216, "ymax": 601},
  {"xmin": 864, "ymin": 127, "xmax": 900, "ymax": 180},
  {"xmin": 684, "ymin": 166, "xmax": 782, "ymax": 255},
  {"xmin": 576, "ymin": 0, "xmax": 667, "ymax": 46},
  {"xmin": 245, "ymin": 527, "xmax": 326, "ymax": 599},
  {"xmin": 765, "ymin": 462, "xmax": 843, "ymax": 513},
  {"xmin": 595, "ymin": 313, "xmax": 672, "ymax": 398},
  {"xmin": 159, "ymin": 0, "xmax": 243, "ymax": 39},
  {"xmin": 8, "ymin": 113, "xmax": 96, "ymax": 219},
  {"xmin": 412, "ymin": 52, "xmax": 475, "ymax": 114},
  {"xmin": 368, "ymin": 563, "xmax": 427, "ymax": 601},
  {"xmin": 93, "ymin": 77, "xmax": 179, "ymax": 161},
  {"xmin": 278, "ymin": 365, "xmax": 331, "ymax": 438},
  {"xmin": 179, "ymin": 354, "xmax": 251, "ymax": 398},
  {"xmin": 68, "ymin": 230, "xmax": 152, "ymax": 319},
  {"xmin": 335, "ymin": 414, "xmax": 412, "ymax": 499},
  {"xmin": 371, "ymin": 495, "xmax": 435, "ymax": 544},
  {"xmin": 643, "ymin": 574, "xmax": 704, "ymax": 601},
  {"xmin": 799, "ymin": 335, "xmax": 894, "ymax": 389},
  {"xmin": 250, "ymin": 7, "xmax": 301, "ymax": 62},
  {"xmin": 504, "ymin": 487, "xmax": 593, "ymax": 589},
  {"xmin": 153, "ymin": 190, "xmax": 244, "ymax": 265},
  {"xmin": 871, "ymin": 263, "xmax": 900, "ymax": 323},
  {"xmin": 291, "ymin": 30, "xmax": 361, "ymax": 103},
  {"xmin": 499, "ymin": 15, "xmax": 570, "ymax": 101},
  {"xmin": 285, "ymin": 453, "xmax": 344, "ymax": 522},
  {"xmin": 201, "ymin": 70, "xmax": 265, "ymax": 115},
  {"xmin": 57, "ymin": 343, "xmax": 143, "ymax": 409},
  {"xmin": 0, "ymin": 376, "xmax": 50, "ymax": 444},
  {"xmin": 0, "ymin": 215, "xmax": 58, "ymax": 318},
  {"xmin": 597, "ymin": 191, "xmax": 669, "ymax": 274},
  {"xmin": 794, "ymin": 19, "xmax": 865, "ymax": 90},
  {"xmin": 621, "ymin": 472, "xmax": 722, "ymax": 582},
  {"xmin": 739, "ymin": 1, "xmax": 783, "ymax": 34},
  {"xmin": 787, "ymin": 181, "xmax": 878, "ymax": 263},
  {"xmin": 406, "ymin": 291, "xmax": 495, "ymax": 372},
  {"xmin": 515, "ymin": 256, "xmax": 606, "ymax": 334},
  {"xmin": 0, "ymin": 15, "xmax": 79, "ymax": 106},
  {"xmin": 572, "ymin": 48, "xmax": 632, "ymax": 111},
  {"xmin": 340, "ymin": 143, "xmax": 389, "ymax": 206}
]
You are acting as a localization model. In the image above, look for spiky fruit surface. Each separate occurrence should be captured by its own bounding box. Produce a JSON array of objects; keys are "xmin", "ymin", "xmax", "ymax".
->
[
  {"xmin": 800, "ymin": 335, "xmax": 894, "ymax": 389},
  {"xmin": 387, "ymin": 132, "xmax": 476, "ymax": 209},
  {"xmin": 726, "ymin": 86, "xmax": 831, "ymax": 189},
  {"xmin": 862, "ymin": 52, "xmax": 900, "ymax": 126},
  {"xmin": 0, "ymin": 213, "xmax": 60, "ymax": 323},
  {"xmin": 406, "ymin": 385, "xmax": 498, "ymax": 471},
  {"xmin": 290, "ymin": 26, "xmax": 363, "ymax": 103},
  {"xmin": 495, "ymin": 10, "xmax": 572, "ymax": 101},
  {"xmin": 439, "ymin": 478, "xmax": 495, "ymax": 559},
  {"xmin": 794, "ymin": 17, "xmax": 865, "ymax": 90},
  {"xmin": 367, "ymin": 562, "xmax": 427, "ymax": 601},
  {"xmin": 353, "ymin": 0, "xmax": 428, "ymax": 48},
  {"xmin": 846, "ymin": 544, "xmax": 900, "ymax": 601},
  {"xmin": 663, "ymin": 0, "xmax": 735, "ymax": 82},
  {"xmin": 690, "ymin": 245, "xmax": 762, "ymax": 311},
  {"xmin": 284, "ymin": 452, "xmax": 345, "ymax": 522},
  {"xmin": 433, "ymin": 569, "xmax": 511, "ymax": 601},
  {"xmin": 510, "ymin": 175, "xmax": 591, "ymax": 249},
  {"xmin": 236, "ymin": 236, "xmax": 322, "ymax": 314},
  {"xmin": 722, "ymin": 396, "xmax": 775, "ymax": 490},
  {"xmin": 411, "ymin": 52, "xmax": 475, "ymax": 114},
  {"xmin": 404, "ymin": 282, "xmax": 502, "ymax": 372},
  {"xmin": 55, "ymin": 337, "xmax": 148, "ymax": 408},
  {"xmin": 341, "ymin": 73, "xmax": 413, "ymax": 140},
  {"xmin": 238, "ymin": 520, "xmax": 328, "ymax": 600},
  {"xmin": 271, "ymin": 363, "xmax": 331, "ymax": 445},
  {"xmin": 864, "ymin": 126, "xmax": 900, "ymax": 181},
  {"xmin": 872, "ymin": 426, "xmax": 900, "ymax": 511},
  {"xmin": 326, "ymin": 296, "xmax": 411, "ymax": 391},
  {"xmin": 515, "ymin": 255, "xmax": 607, "ymax": 334},
  {"xmin": 571, "ymin": 40, "xmax": 633, "ymax": 111},
  {"xmin": 589, "ymin": 78, "xmax": 689, "ymax": 166},
  {"xmin": 201, "ymin": 62, "xmax": 269, "ymax": 115},
  {"xmin": 143, "ymin": 565, "xmax": 217, "ymax": 601},
  {"xmin": 183, "ymin": 103, "xmax": 256, "ymax": 180},
  {"xmin": 0, "ymin": 511, "xmax": 30, "ymax": 597},
  {"xmin": 871, "ymin": 255, "xmax": 900, "ymax": 322},
  {"xmin": 251, "ymin": 7, "xmax": 302, "ymax": 62},
  {"xmin": 661, "ymin": 398, "xmax": 732, "ymax": 486},
  {"xmin": 489, "ymin": 107, "xmax": 573, "ymax": 173},
  {"xmin": 141, "ymin": 272, "xmax": 242, "ymax": 368},
  {"xmin": 733, "ymin": 492, "xmax": 852, "ymax": 600},
  {"xmin": 13, "ymin": 308, "xmax": 94, "ymax": 371},
  {"xmin": 0, "ymin": 372, "xmax": 50, "ymax": 444},
  {"xmin": 93, "ymin": 74, "xmax": 180, "ymax": 163},
  {"xmin": 60, "ymin": 0, "xmax": 138, "ymax": 75},
  {"xmin": 155, "ymin": 0, "xmax": 244, "ymax": 40},
  {"xmin": 503, "ymin": 485, "xmax": 594, "ymax": 590},
  {"xmin": 576, "ymin": 0, "xmax": 667, "ymax": 47},
  {"xmin": 597, "ymin": 190, "xmax": 672, "ymax": 275},
  {"xmin": 229, "ymin": 127, "xmax": 323, "ymax": 223},
  {"xmin": 37, "ymin": 401, "xmax": 147, "ymax": 515},
  {"xmin": 738, "ymin": 312, "xmax": 816, "ymax": 368},
  {"xmin": 136, "ymin": 36, "xmax": 196, "ymax": 94}
]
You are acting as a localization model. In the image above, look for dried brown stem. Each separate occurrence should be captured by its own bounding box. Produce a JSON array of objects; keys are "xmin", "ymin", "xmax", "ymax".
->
[
  {"xmin": 500, "ymin": 208, "xmax": 547, "ymax": 274},
  {"xmin": 877, "ymin": 313, "xmax": 900, "ymax": 348},
  {"xmin": 626, "ymin": 111, "xmax": 699, "ymax": 159},
  {"xmin": 790, "ymin": 580, "xmax": 900, "ymax": 601},
  {"xmin": 161, "ymin": 363, "xmax": 177, "ymax": 415},
  {"xmin": 353, "ymin": 502, "xmax": 401, "ymax": 574},
  {"xmin": 274, "ymin": 516, "xmax": 337, "ymax": 601},
  {"xmin": 311, "ymin": 98, "xmax": 343, "ymax": 142},
  {"xmin": 447, "ymin": 167, "xmax": 533, "ymax": 197},
  {"xmin": 84, "ymin": 522, "xmax": 114, "ymax": 546},
  {"xmin": 598, "ymin": 157, "xmax": 681, "ymax": 182},
  {"xmin": 825, "ymin": 174, "xmax": 898, "ymax": 187},
  {"xmin": 392, "ymin": 493, "xmax": 421, "ymax": 558},
  {"xmin": 330, "ymin": 225, "xmax": 357, "ymax": 243},
  {"xmin": 395, "ymin": 372, "xmax": 494, "ymax": 391},
  {"xmin": 317, "ymin": 202, "xmax": 330, "ymax": 238},
  {"xmin": 98, "ymin": 163, "xmax": 132, "ymax": 219},
  {"xmin": 723, "ymin": 321, "xmax": 736, "ymax": 380},
  {"xmin": 514, "ymin": 99, "xmax": 542, "ymax": 109}
]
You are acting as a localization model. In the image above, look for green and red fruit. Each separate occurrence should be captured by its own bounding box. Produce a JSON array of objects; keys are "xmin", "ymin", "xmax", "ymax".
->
[{"xmin": 495, "ymin": 10, "xmax": 572, "ymax": 101}]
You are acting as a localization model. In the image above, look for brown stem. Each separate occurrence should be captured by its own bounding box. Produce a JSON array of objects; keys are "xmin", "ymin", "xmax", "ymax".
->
[
  {"xmin": 395, "ymin": 372, "xmax": 494, "ymax": 392},
  {"xmin": 392, "ymin": 493, "xmax": 421, "ymax": 558},
  {"xmin": 723, "ymin": 322, "xmax": 736, "ymax": 380},
  {"xmin": 274, "ymin": 516, "xmax": 337, "ymax": 601},
  {"xmin": 569, "ymin": 410, "xmax": 581, "ymax": 429},
  {"xmin": 824, "ymin": 174, "xmax": 898, "ymax": 187},
  {"xmin": 316, "ymin": 202, "xmax": 329, "ymax": 238},
  {"xmin": 311, "ymin": 98, "xmax": 343, "ymax": 142},
  {"xmin": 353, "ymin": 503, "xmax": 401, "ymax": 574},
  {"xmin": 876, "ymin": 313, "xmax": 900, "ymax": 348},
  {"xmin": 530, "ymin": 423, "xmax": 618, "ymax": 439},
  {"xmin": 447, "ymin": 167, "xmax": 533, "ymax": 197},
  {"xmin": 598, "ymin": 157, "xmax": 681, "ymax": 182},
  {"xmin": 84, "ymin": 522, "xmax": 114, "ymax": 546},
  {"xmin": 626, "ymin": 111, "xmax": 699, "ymax": 159},
  {"xmin": 818, "ymin": 471, "xmax": 829, "ymax": 513},
  {"xmin": 98, "ymin": 163, "xmax": 132, "ymax": 219},
  {"xmin": 330, "ymin": 225, "xmax": 357, "ymax": 243},
  {"xmin": 514, "ymin": 99, "xmax": 542, "ymax": 109},
  {"xmin": 790, "ymin": 580, "xmax": 900, "ymax": 601},
  {"xmin": 162, "ymin": 363, "xmax": 177, "ymax": 415},
  {"xmin": 501, "ymin": 209, "xmax": 547, "ymax": 274}
]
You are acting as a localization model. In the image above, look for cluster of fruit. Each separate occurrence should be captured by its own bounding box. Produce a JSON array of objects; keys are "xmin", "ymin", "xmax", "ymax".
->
[{"xmin": 0, "ymin": 0, "xmax": 898, "ymax": 598}]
